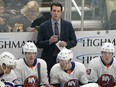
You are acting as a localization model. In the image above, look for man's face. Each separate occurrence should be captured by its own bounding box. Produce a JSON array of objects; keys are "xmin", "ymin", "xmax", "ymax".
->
[
  {"xmin": 102, "ymin": 52, "xmax": 113, "ymax": 64},
  {"xmin": 25, "ymin": 52, "xmax": 36, "ymax": 65},
  {"xmin": 50, "ymin": 6, "xmax": 62, "ymax": 21},
  {"xmin": 59, "ymin": 59, "xmax": 68, "ymax": 70}
]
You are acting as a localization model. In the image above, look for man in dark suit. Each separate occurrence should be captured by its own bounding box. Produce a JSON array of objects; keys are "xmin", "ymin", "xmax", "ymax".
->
[{"xmin": 35, "ymin": 2, "xmax": 77, "ymax": 81}]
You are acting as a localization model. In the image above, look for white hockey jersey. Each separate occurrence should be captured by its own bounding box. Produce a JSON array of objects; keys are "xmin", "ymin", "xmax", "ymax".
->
[
  {"xmin": 14, "ymin": 58, "xmax": 49, "ymax": 86},
  {"xmin": 50, "ymin": 61, "xmax": 88, "ymax": 87},
  {"xmin": 81, "ymin": 83, "xmax": 99, "ymax": 87},
  {"xmin": 0, "ymin": 70, "xmax": 17, "ymax": 82},
  {"xmin": 87, "ymin": 57, "xmax": 116, "ymax": 82}
]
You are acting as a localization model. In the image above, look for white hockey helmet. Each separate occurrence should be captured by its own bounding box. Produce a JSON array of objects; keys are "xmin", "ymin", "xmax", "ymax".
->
[
  {"xmin": 0, "ymin": 52, "xmax": 16, "ymax": 66},
  {"xmin": 101, "ymin": 42, "xmax": 115, "ymax": 53},
  {"xmin": 23, "ymin": 42, "xmax": 37, "ymax": 53},
  {"xmin": 57, "ymin": 48, "xmax": 73, "ymax": 61}
]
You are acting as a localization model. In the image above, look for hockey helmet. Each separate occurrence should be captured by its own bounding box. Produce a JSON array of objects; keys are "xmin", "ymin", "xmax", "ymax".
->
[
  {"xmin": 0, "ymin": 52, "xmax": 16, "ymax": 66},
  {"xmin": 101, "ymin": 42, "xmax": 115, "ymax": 53},
  {"xmin": 23, "ymin": 42, "xmax": 37, "ymax": 53},
  {"xmin": 57, "ymin": 49, "xmax": 73, "ymax": 61}
]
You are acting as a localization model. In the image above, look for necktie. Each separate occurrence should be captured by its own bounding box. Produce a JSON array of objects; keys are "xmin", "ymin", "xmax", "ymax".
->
[
  {"xmin": 54, "ymin": 22, "xmax": 59, "ymax": 36},
  {"xmin": 53, "ymin": 22, "xmax": 60, "ymax": 56}
]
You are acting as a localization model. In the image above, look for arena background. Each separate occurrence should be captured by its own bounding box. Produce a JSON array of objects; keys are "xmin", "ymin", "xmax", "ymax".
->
[{"xmin": 0, "ymin": 30, "xmax": 116, "ymax": 67}]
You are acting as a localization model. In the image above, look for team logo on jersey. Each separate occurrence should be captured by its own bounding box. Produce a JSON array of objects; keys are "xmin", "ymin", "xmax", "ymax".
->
[
  {"xmin": 24, "ymin": 75, "xmax": 40, "ymax": 87},
  {"xmin": 64, "ymin": 79, "xmax": 80, "ymax": 87},
  {"xmin": 97, "ymin": 74, "xmax": 115, "ymax": 87}
]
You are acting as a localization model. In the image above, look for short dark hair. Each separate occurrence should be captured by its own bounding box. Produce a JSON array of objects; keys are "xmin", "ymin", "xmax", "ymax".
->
[{"xmin": 50, "ymin": 2, "xmax": 63, "ymax": 11}]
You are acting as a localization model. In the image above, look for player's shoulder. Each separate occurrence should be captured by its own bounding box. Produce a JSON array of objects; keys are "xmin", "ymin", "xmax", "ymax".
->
[
  {"xmin": 88, "ymin": 57, "xmax": 101, "ymax": 69},
  {"xmin": 37, "ymin": 58, "xmax": 47, "ymax": 66},
  {"xmin": 89, "ymin": 57, "xmax": 101, "ymax": 64},
  {"xmin": 74, "ymin": 61, "xmax": 86, "ymax": 71},
  {"xmin": 74, "ymin": 61, "xmax": 85, "ymax": 67},
  {"xmin": 113, "ymin": 58, "xmax": 116, "ymax": 65},
  {"xmin": 52, "ymin": 63, "xmax": 60, "ymax": 69},
  {"xmin": 74, "ymin": 61, "xmax": 83, "ymax": 64},
  {"xmin": 15, "ymin": 58, "xmax": 24, "ymax": 65},
  {"xmin": 15, "ymin": 58, "xmax": 27, "ymax": 69},
  {"xmin": 16, "ymin": 58, "xmax": 24, "ymax": 61},
  {"xmin": 37, "ymin": 58, "xmax": 46, "ymax": 63},
  {"xmin": 51, "ymin": 63, "xmax": 60, "ymax": 72},
  {"xmin": 50, "ymin": 63, "xmax": 61, "ymax": 76},
  {"xmin": 113, "ymin": 58, "xmax": 116, "ymax": 62}
]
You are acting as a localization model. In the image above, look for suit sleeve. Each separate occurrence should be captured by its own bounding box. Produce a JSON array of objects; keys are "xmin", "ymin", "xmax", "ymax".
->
[
  {"xmin": 65, "ymin": 22, "xmax": 77, "ymax": 49},
  {"xmin": 35, "ymin": 24, "xmax": 51, "ymax": 48},
  {"xmin": 31, "ymin": 16, "xmax": 46, "ymax": 28}
]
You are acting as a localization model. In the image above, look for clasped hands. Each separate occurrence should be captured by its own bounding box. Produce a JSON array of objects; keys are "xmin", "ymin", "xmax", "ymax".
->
[{"xmin": 49, "ymin": 35, "xmax": 67, "ymax": 47}]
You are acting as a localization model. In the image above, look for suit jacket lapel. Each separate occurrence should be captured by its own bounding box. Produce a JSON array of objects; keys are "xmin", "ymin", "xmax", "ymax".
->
[{"xmin": 48, "ymin": 19, "xmax": 53, "ymax": 36}]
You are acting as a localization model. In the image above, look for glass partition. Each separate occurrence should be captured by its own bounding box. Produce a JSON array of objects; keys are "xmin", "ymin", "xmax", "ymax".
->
[
  {"xmin": 70, "ymin": 0, "xmax": 106, "ymax": 31},
  {"xmin": 0, "ymin": 0, "xmax": 114, "ymax": 32},
  {"xmin": 105, "ymin": 0, "xmax": 116, "ymax": 30},
  {"xmin": 0, "ymin": 0, "xmax": 65, "ymax": 32}
]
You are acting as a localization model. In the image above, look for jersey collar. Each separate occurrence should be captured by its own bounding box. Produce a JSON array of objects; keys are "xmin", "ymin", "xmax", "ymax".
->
[
  {"xmin": 100, "ymin": 56, "xmax": 113, "ymax": 67},
  {"xmin": 24, "ymin": 58, "xmax": 37, "ymax": 68}
]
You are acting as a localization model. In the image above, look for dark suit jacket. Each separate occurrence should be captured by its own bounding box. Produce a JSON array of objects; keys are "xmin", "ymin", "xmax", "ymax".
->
[{"xmin": 36, "ymin": 19, "xmax": 77, "ymax": 61}]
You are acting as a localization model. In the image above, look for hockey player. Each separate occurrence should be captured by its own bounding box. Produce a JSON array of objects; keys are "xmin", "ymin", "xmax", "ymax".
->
[
  {"xmin": 0, "ymin": 52, "xmax": 17, "ymax": 87},
  {"xmin": 50, "ymin": 48, "xmax": 88, "ymax": 87},
  {"xmin": 14, "ymin": 42, "xmax": 50, "ymax": 87},
  {"xmin": 87, "ymin": 42, "xmax": 116, "ymax": 87}
]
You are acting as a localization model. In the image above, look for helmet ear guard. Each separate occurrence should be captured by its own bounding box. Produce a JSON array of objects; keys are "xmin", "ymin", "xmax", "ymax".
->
[{"xmin": 101, "ymin": 42, "xmax": 115, "ymax": 53}]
